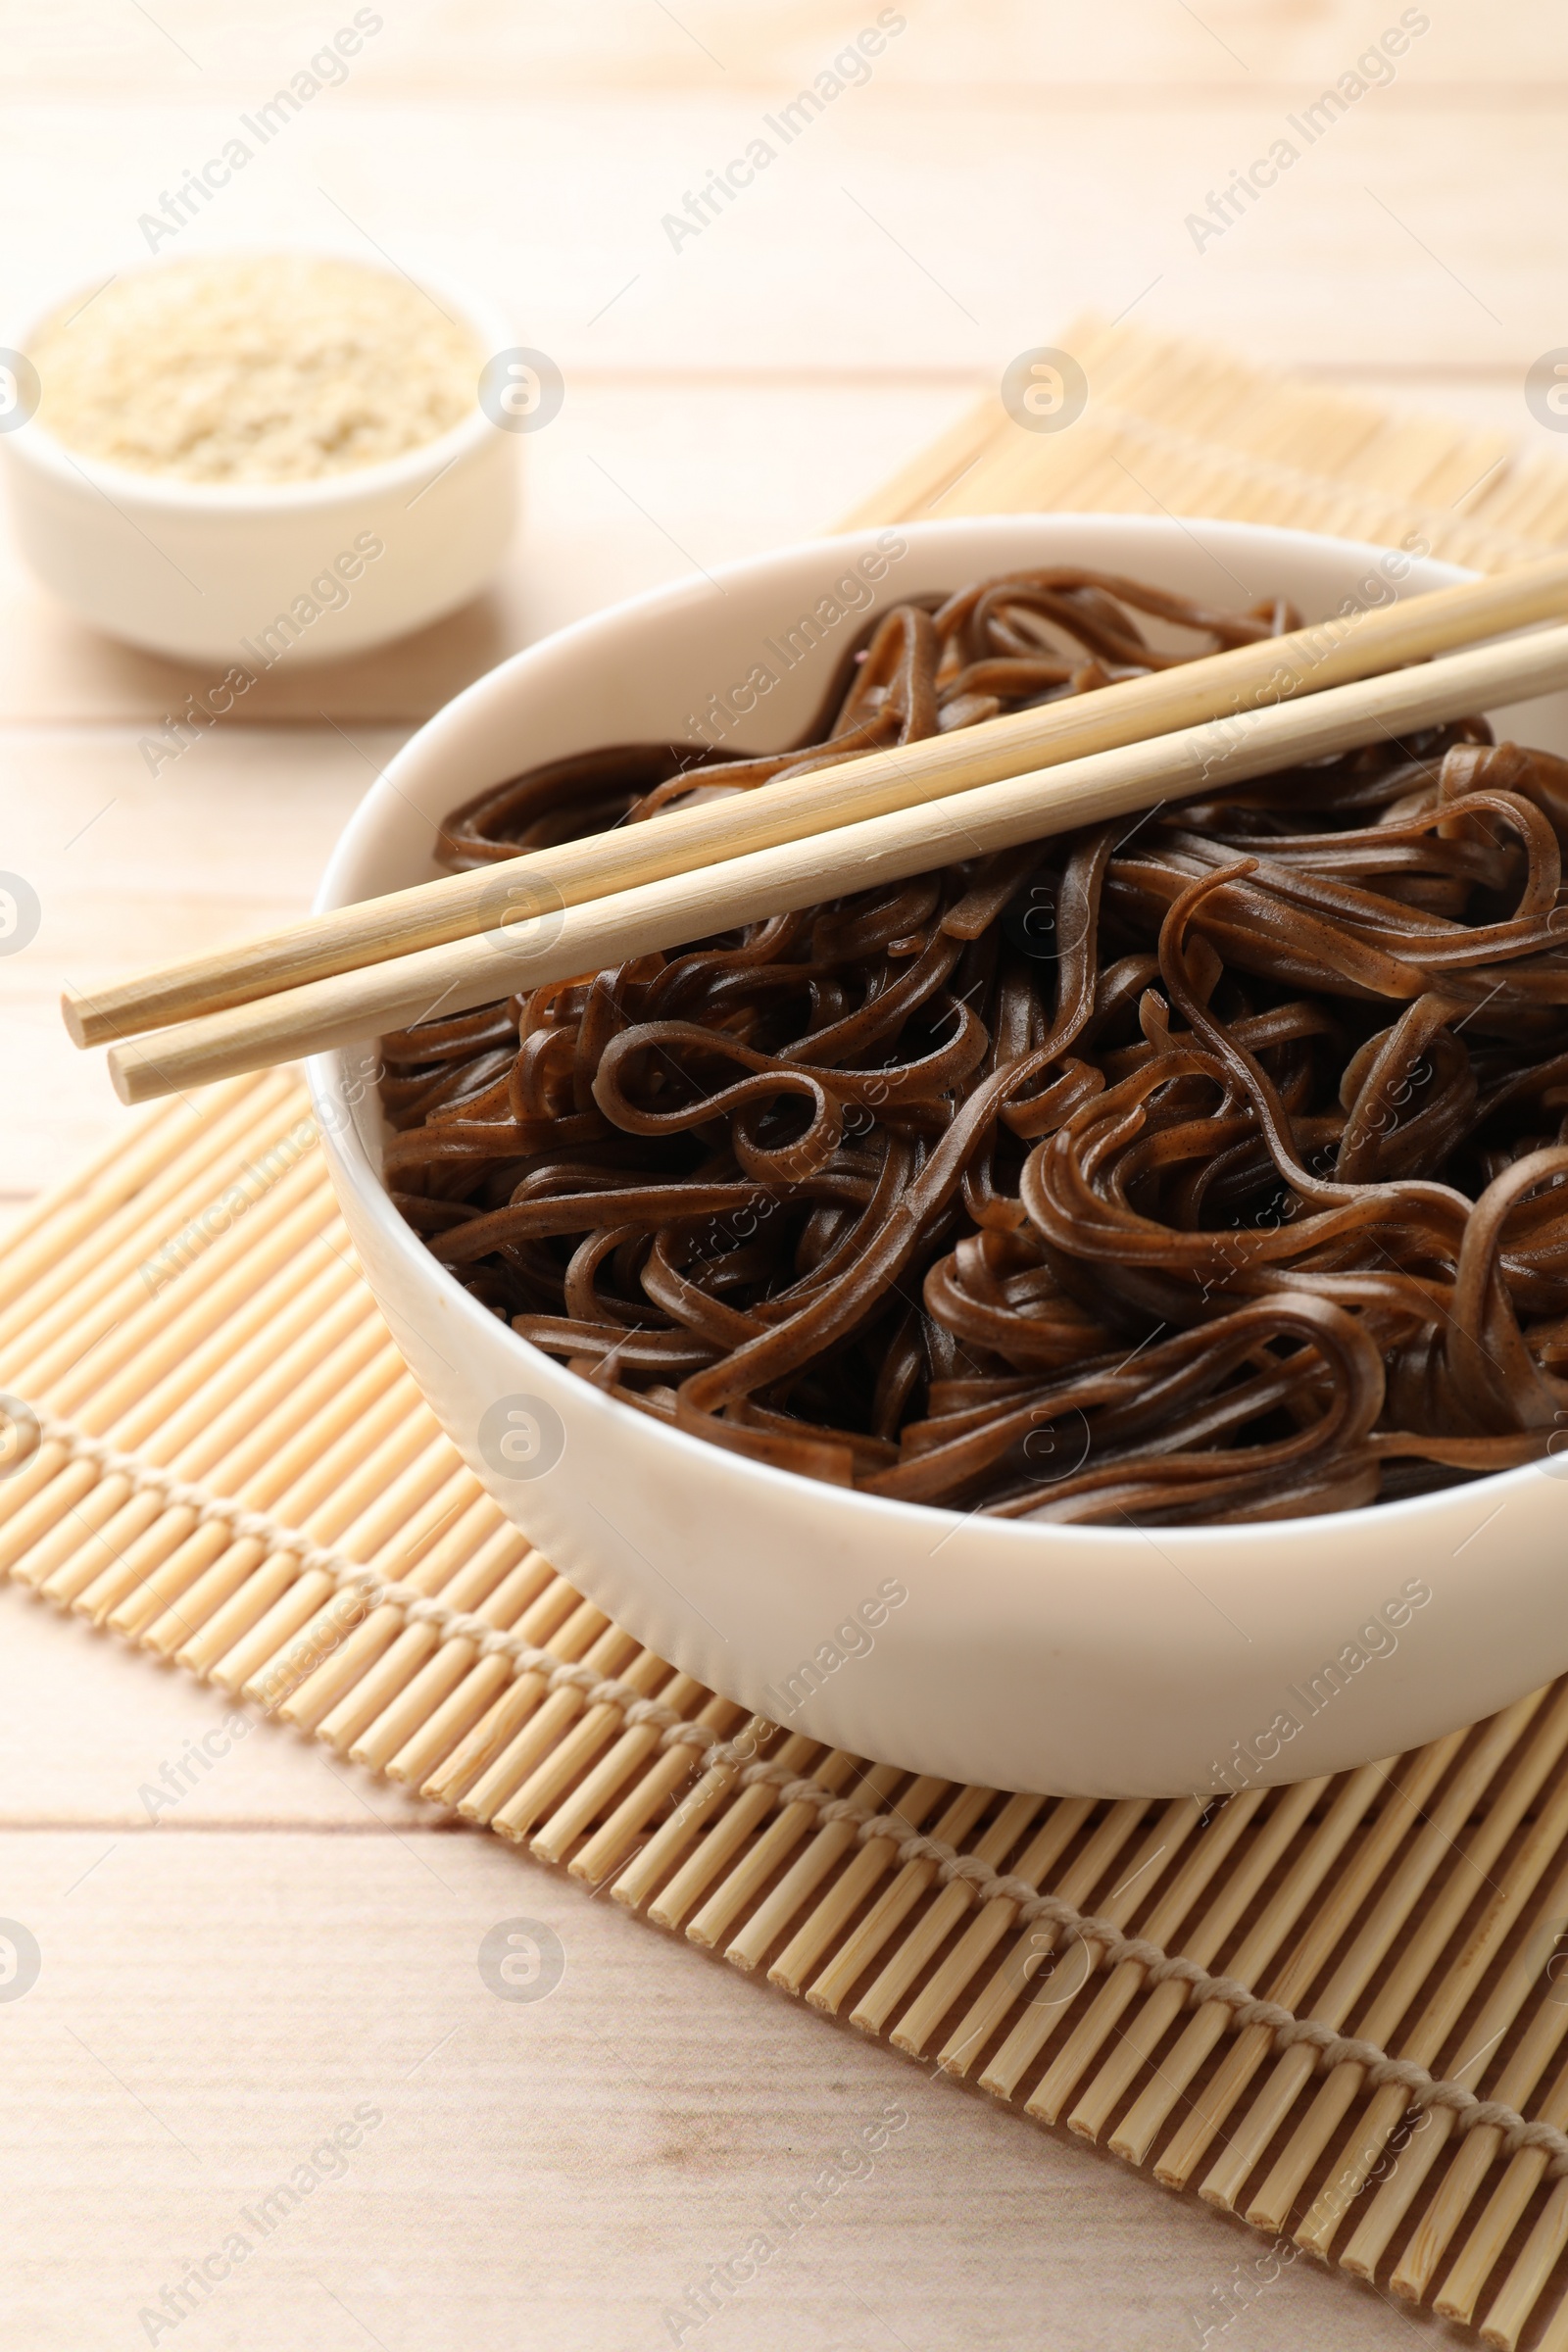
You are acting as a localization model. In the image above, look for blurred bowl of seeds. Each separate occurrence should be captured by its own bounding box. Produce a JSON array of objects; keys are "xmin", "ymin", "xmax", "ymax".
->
[{"xmin": 0, "ymin": 249, "xmax": 526, "ymax": 662}]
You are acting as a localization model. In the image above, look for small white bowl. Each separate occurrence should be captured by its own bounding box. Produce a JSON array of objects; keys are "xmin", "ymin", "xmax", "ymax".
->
[
  {"xmin": 0, "ymin": 259, "xmax": 520, "ymax": 664},
  {"xmin": 309, "ymin": 514, "xmax": 1568, "ymax": 1798}
]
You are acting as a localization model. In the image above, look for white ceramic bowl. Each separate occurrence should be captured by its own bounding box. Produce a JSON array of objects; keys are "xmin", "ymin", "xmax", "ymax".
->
[
  {"xmin": 0, "ymin": 258, "xmax": 519, "ymax": 663},
  {"xmin": 308, "ymin": 514, "xmax": 1568, "ymax": 1798}
]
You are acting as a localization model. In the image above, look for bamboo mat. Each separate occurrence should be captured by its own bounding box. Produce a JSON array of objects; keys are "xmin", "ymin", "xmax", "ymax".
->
[{"xmin": 11, "ymin": 317, "xmax": 1568, "ymax": 2347}]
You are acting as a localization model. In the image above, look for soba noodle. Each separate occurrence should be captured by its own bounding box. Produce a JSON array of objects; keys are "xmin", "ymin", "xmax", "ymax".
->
[{"xmin": 379, "ymin": 569, "xmax": 1568, "ymax": 1525}]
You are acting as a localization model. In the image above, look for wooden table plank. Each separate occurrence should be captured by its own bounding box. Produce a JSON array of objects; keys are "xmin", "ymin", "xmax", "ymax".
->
[
  {"xmin": 9, "ymin": 0, "xmax": 1568, "ymax": 92},
  {"xmin": 3, "ymin": 95, "xmax": 1566, "ymax": 382},
  {"xmin": 0, "ymin": 1582, "xmax": 434, "ymax": 1827},
  {"xmin": 0, "ymin": 726, "xmax": 384, "ymax": 1197},
  {"xmin": 0, "ymin": 1823, "xmax": 1425, "ymax": 2352}
]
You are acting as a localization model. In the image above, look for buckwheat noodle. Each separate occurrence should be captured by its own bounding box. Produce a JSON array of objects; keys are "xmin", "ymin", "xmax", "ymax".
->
[{"xmin": 379, "ymin": 569, "xmax": 1568, "ymax": 1525}]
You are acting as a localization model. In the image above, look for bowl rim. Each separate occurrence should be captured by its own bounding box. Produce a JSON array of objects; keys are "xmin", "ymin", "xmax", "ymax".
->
[
  {"xmin": 306, "ymin": 508, "xmax": 1557, "ymax": 1561},
  {"xmin": 3, "ymin": 243, "xmax": 517, "ymax": 514}
]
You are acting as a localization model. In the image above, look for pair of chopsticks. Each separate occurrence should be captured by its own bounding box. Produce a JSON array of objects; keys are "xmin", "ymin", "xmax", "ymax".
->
[{"xmin": 71, "ymin": 551, "xmax": 1568, "ymax": 1106}]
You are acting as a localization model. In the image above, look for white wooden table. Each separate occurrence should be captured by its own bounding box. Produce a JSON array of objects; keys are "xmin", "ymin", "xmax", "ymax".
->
[{"xmin": 2, "ymin": 7, "xmax": 1562, "ymax": 2344}]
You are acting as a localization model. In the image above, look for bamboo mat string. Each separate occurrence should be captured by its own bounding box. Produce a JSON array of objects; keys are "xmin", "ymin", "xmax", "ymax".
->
[{"xmin": 11, "ymin": 1374, "xmax": 1568, "ymax": 2168}]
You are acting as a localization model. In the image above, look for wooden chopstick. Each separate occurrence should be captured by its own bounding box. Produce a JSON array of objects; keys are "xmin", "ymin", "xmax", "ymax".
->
[
  {"xmin": 64, "ymin": 548, "xmax": 1568, "ymax": 1053},
  {"xmin": 105, "ymin": 620, "xmax": 1568, "ymax": 1104}
]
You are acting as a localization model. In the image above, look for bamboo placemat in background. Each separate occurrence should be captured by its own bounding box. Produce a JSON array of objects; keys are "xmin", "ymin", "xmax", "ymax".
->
[{"xmin": 9, "ymin": 318, "xmax": 1568, "ymax": 2348}]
